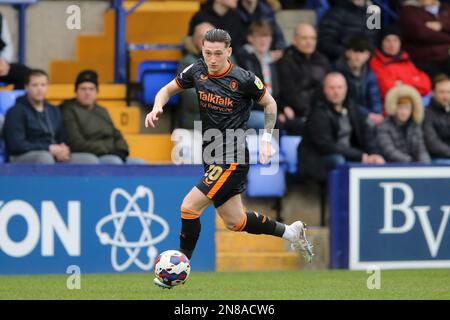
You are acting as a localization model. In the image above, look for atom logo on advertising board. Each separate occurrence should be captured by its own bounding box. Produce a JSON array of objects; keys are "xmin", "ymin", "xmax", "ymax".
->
[{"xmin": 96, "ymin": 186, "xmax": 170, "ymax": 272}]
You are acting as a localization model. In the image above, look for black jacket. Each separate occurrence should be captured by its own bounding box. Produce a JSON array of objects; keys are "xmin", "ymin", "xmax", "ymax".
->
[
  {"xmin": 60, "ymin": 99, "xmax": 129, "ymax": 160},
  {"xmin": 188, "ymin": 2, "xmax": 245, "ymax": 50},
  {"xmin": 334, "ymin": 55, "xmax": 383, "ymax": 116},
  {"xmin": 377, "ymin": 117, "xmax": 430, "ymax": 163},
  {"xmin": 318, "ymin": 1, "xmax": 379, "ymax": 62},
  {"xmin": 277, "ymin": 45, "xmax": 331, "ymax": 117},
  {"xmin": 3, "ymin": 95, "xmax": 65, "ymax": 156},
  {"xmin": 235, "ymin": 47, "xmax": 280, "ymax": 111},
  {"xmin": 423, "ymin": 98, "xmax": 450, "ymax": 158},
  {"xmin": 297, "ymin": 95, "xmax": 377, "ymax": 180},
  {"xmin": 237, "ymin": 0, "xmax": 287, "ymax": 50}
]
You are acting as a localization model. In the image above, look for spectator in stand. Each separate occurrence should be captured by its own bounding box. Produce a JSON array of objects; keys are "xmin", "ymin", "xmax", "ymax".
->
[
  {"xmin": 377, "ymin": 84, "xmax": 430, "ymax": 163},
  {"xmin": 278, "ymin": 23, "xmax": 331, "ymax": 135},
  {"xmin": 297, "ymin": 72, "xmax": 384, "ymax": 182},
  {"xmin": 238, "ymin": 0, "xmax": 287, "ymax": 57},
  {"xmin": 0, "ymin": 13, "xmax": 29, "ymax": 89},
  {"xmin": 423, "ymin": 74, "xmax": 450, "ymax": 163},
  {"xmin": 2, "ymin": 69, "xmax": 99, "ymax": 164},
  {"xmin": 60, "ymin": 70, "xmax": 145, "ymax": 165},
  {"xmin": 187, "ymin": 0, "xmax": 246, "ymax": 51},
  {"xmin": 334, "ymin": 36, "xmax": 383, "ymax": 126},
  {"xmin": 177, "ymin": 22, "xmax": 215, "ymax": 129},
  {"xmin": 318, "ymin": 0, "xmax": 379, "ymax": 63},
  {"xmin": 235, "ymin": 20, "xmax": 280, "ymax": 130},
  {"xmin": 370, "ymin": 26, "xmax": 432, "ymax": 101},
  {"xmin": 399, "ymin": 0, "xmax": 450, "ymax": 78}
]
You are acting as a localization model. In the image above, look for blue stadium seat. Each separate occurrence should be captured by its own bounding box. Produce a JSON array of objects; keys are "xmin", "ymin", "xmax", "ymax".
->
[
  {"xmin": 305, "ymin": 0, "xmax": 330, "ymax": 22},
  {"xmin": 137, "ymin": 61, "xmax": 180, "ymax": 105},
  {"xmin": 0, "ymin": 90, "xmax": 25, "ymax": 164},
  {"xmin": 422, "ymin": 92, "xmax": 432, "ymax": 108},
  {"xmin": 0, "ymin": 90, "xmax": 25, "ymax": 115},
  {"xmin": 246, "ymin": 164, "xmax": 286, "ymax": 198},
  {"xmin": 246, "ymin": 134, "xmax": 286, "ymax": 220},
  {"xmin": 280, "ymin": 135, "xmax": 302, "ymax": 175}
]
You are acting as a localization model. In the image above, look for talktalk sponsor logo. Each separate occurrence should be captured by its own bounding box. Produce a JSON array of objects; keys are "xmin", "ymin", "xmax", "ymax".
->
[{"xmin": 199, "ymin": 91, "xmax": 233, "ymax": 107}]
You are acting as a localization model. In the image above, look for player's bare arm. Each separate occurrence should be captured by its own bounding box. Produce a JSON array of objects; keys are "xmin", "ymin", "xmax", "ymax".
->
[
  {"xmin": 258, "ymin": 91, "xmax": 277, "ymax": 164},
  {"xmin": 144, "ymin": 79, "xmax": 183, "ymax": 128}
]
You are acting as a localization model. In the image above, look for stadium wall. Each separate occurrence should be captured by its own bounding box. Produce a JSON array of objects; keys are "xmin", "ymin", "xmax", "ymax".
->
[{"xmin": 0, "ymin": 1, "xmax": 109, "ymax": 71}]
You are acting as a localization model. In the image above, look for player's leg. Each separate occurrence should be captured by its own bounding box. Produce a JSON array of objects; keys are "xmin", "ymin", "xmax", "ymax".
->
[
  {"xmin": 216, "ymin": 194, "xmax": 314, "ymax": 261},
  {"xmin": 216, "ymin": 194, "xmax": 285, "ymax": 236},
  {"xmin": 178, "ymin": 186, "xmax": 212, "ymax": 259},
  {"xmin": 154, "ymin": 186, "xmax": 211, "ymax": 289}
]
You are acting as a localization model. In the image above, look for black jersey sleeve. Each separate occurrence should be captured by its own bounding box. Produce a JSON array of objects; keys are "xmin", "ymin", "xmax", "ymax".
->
[
  {"xmin": 175, "ymin": 63, "xmax": 196, "ymax": 89},
  {"xmin": 241, "ymin": 71, "xmax": 267, "ymax": 103}
]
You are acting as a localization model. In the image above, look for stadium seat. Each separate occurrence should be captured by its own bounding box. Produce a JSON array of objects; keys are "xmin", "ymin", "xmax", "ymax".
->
[
  {"xmin": 47, "ymin": 84, "xmax": 127, "ymax": 106},
  {"xmin": 137, "ymin": 60, "xmax": 180, "ymax": 105},
  {"xmin": 0, "ymin": 90, "xmax": 25, "ymax": 164},
  {"xmin": 246, "ymin": 164, "xmax": 286, "ymax": 198},
  {"xmin": 0, "ymin": 90, "xmax": 26, "ymax": 115},
  {"xmin": 422, "ymin": 92, "xmax": 432, "ymax": 108},
  {"xmin": 280, "ymin": 135, "xmax": 302, "ymax": 175},
  {"xmin": 107, "ymin": 106, "xmax": 141, "ymax": 134},
  {"xmin": 245, "ymin": 134, "xmax": 286, "ymax": 221},
  {"xmin": 124, "ymin": 133, "xmax": 173, "ymax": 163}
]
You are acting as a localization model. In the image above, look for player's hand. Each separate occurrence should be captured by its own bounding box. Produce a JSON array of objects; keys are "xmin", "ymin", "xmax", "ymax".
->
[
  {"xmin": 260, "ymin": 140, "xmax": 276, "ymax": 165},
  {"xmin": 145, "ymin": 107, "xmax": 163, "ymax": 128}
]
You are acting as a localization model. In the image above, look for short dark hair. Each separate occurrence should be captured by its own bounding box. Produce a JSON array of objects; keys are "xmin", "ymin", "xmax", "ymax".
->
[
  {"xmin": 432, "ymin": 74, "xmax": 450, "ymax": 90},
  {"xmin": 248, "ymin": 20, "xmax": 272, "ymax": 37},
  {"xmin": 25, "ymin": 69, "xmax": 48, "ymax": 85},
  {"xmin": 346, "ymin": 35, "xmax": 372, "ymax": 52},
  {"xmin": 203, "ymin": 28, "xmax": 232, "ymax": 47}
]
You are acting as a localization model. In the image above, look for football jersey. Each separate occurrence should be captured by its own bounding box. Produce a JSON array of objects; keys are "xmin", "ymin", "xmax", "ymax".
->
[{"xmin": 175, "ymin": 58, "xmax": 266, "ymax": 164}]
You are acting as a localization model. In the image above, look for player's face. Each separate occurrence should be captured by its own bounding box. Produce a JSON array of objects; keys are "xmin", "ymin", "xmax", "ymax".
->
[
  {"xmin": 26, "ymin": 75, "xmax": 48, "ymax": 103},
  {"xmin": 433, "ymin": 80, "xmax": 450, "ymax": 107},
  {"xmin": 202, "ymin": 41, "xmax": 232, "ymax": 74},
  {"xmin": 76, "ymin": 82, "xmax": 98, "ymax": 107}
]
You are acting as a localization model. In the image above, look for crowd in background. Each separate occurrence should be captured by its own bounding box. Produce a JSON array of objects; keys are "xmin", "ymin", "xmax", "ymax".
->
[
  {"xmin": 177, "ymin": 0, "xmax": 450, "ymax": 181},
  {"xmin": 1, "ymin": 0, "xmax": 450, "ymax": 182}
]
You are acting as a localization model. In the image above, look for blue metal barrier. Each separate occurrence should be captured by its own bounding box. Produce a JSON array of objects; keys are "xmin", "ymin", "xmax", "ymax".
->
[{"xmin": 1, "ymin": 0, "xmax": 38, "ymax": 64}]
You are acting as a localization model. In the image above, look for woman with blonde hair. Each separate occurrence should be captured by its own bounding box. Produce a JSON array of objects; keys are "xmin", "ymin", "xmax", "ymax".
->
[{"xmin": 377, "ymin": 83, "xmax": 431, "ymax": 163}]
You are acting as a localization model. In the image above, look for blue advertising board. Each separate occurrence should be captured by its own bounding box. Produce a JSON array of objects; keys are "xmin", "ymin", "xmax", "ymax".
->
[
  {"xmin": 0, "ymin": 165, "xmax": 215, "ymax": 274},
  {"xmin": 331, "ymin": 165, "xmax": 450, "ymax": 270}
]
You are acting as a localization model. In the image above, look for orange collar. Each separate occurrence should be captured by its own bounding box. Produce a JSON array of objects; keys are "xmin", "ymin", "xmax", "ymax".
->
[{"xmin": 208, "ymin": 61, "xmax": 233, "ymax": 78}]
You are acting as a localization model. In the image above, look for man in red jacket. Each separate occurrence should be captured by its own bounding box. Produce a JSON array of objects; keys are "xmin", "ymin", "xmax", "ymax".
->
[
  {"xmin": 370, "ymin": 26, "xmax": 431, "ymax": 102},
  {"xmin": 400, "ymin": 0, "xmax": 450, "ymax": 78}
]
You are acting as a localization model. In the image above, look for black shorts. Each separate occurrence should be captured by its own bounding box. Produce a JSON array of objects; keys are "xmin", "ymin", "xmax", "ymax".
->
[{"xmin": 196, "ymin": 163, "xmax": 249, "ymax": 208}]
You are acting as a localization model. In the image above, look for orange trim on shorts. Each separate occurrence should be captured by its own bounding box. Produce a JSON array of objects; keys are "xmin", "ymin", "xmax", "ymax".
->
[
  {"xmin": 233, "ymin": 213, "xmax": 247, "ymax": 232},
  {"xmin": 181, "ymin": 206, "xmax": 202, "ymax": 220},
  {"xmin": 206, "ymin": 163, "xmax": 238, "ymax": 199}
]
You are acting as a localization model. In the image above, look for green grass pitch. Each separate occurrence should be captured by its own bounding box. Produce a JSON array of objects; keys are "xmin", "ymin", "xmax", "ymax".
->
[{"xmin": 0, "ymin": 269, "xmax": 448, "ymax": 300}]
